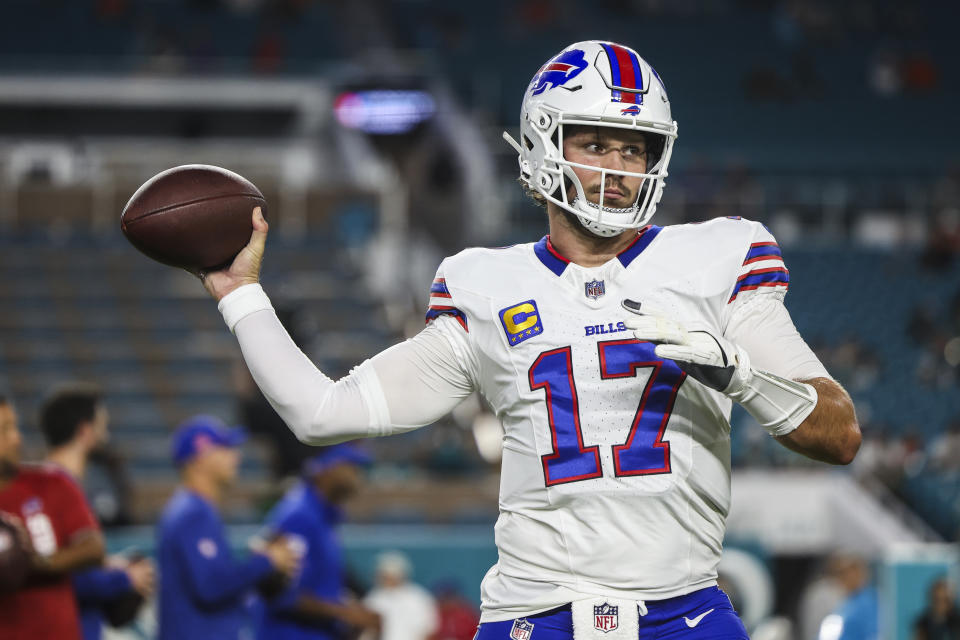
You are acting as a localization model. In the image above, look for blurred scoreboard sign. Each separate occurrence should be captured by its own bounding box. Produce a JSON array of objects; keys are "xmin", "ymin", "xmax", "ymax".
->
[
  {"xmin": 0, "ymin": 76, "xmax": 328, "ymax": 138},
  {"xmin": 333, "ymin": 90, "xmax": 436, "ymax": 135}
]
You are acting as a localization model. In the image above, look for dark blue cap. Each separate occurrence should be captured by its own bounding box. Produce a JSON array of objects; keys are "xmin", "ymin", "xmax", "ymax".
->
[
  {"xmin": 302, "ymin": 443, "xmax": 372, "ymax": 476},
  {"xmin": 171, "ymin": 415, "xmax": 247, "ymax": 466}
]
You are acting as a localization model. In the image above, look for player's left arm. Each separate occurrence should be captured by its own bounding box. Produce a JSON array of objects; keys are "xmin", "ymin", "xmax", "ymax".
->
[
  {"xmin": 624, "ymin": 295, "xmax": 861, "ymax": 465},
  {"xmin": 722, "ymin": 289, "xmax": 861, "ymax": 465},
  {"xmin": 773, "ymin": 376, "xmax": 860, "ymax": 464}
]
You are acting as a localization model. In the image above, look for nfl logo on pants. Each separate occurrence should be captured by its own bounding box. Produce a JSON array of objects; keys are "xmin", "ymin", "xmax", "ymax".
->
[
  {"xmin": 510, "ymin": 619, "xmax": 534, "ymax": 640},
  {"xmin": 594, "ymin": 603, "xmax": 619, "ymax": 632}
]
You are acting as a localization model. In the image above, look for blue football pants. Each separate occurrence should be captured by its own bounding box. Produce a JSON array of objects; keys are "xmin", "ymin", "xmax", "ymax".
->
[{"xmin": 475, "ymin": 586, "xmax": 749, "ymax": 639}]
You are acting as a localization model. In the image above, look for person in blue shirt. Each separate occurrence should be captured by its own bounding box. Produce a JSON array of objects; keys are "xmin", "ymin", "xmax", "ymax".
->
[
  {"xmin": 72, "ymin": 555, "xmax": 152, "ymax": 639},
  {"xmin": 257, "ymin": 443, "xmax": 381, "ymax": 640},
  {"xmin": 819, "ymin": 555, "xmax": 879, "ymax": 640},
  {"xmin": 157, "ymin": 415, "xmax": 301, "ymax": 640}
]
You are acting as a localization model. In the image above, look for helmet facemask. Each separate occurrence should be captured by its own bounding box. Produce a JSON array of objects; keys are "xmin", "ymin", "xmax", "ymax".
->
[{"xmin": 517, "ymin": 106, "xmax": 675, "ymax": 237}]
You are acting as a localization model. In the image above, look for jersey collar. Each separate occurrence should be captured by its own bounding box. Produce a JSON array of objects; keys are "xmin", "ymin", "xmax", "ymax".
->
[{"xmin": 533, "ymin": 225, "xmax": 662, "ymax": 276}]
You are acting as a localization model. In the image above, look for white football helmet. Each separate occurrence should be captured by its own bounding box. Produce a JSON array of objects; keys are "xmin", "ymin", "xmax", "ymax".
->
[{"xmin": 504, "ymin": 41, "xmax": 678, "ymax": 237}]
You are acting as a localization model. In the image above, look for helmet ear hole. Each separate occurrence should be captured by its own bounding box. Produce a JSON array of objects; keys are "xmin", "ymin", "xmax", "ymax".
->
[
  {"xmin": 532, "ymin": 110, "xmax": 552, "ymax": 131},
  {"xmin": 537, "ymin": 172, "xmax": 555, "ymax": 192}
]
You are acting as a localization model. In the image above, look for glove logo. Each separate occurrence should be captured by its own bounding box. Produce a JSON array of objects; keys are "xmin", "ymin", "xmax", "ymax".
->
[{"xmin": 499, "ymin": 300, "xmax": 543, "ymax": 347}]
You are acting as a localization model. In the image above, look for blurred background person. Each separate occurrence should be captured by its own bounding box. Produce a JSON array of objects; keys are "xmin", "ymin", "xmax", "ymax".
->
[
  {"xmin": 819, "ymin": 555, "xmax": 879, "ymax": 640},
  {"xmin": 364, "ymin": 550, "xmax": 438, "ymax": 640},
  {"xmin": 799, "ymin": 558, "xmax": 847, "ymax": 640},
  {"xmin": 257, "ymin": 443, "xmax": 381, "ymax": 639},
  {"xmin": 38, "ymin": 382, "xmax": 154, "ymax": 640},
  {"xmin": 157, "ymin": 415, "xmax": 300, "ymax": 640},
  {"xmin": 0, "ymin": 392, "xmax": 105, "ymax": 640},
  {"xmin": 913, "ymin": 577, "xmax": 960, "ymax": 640},
  {"xmin": 429, "ymin": 581, "xmax": 480, "ymax": 640}
]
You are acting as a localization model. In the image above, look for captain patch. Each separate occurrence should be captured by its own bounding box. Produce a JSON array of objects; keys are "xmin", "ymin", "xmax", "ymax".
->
[{"xmin": 499, "ymin": 300, "xmax": 543, "ymax": 346}]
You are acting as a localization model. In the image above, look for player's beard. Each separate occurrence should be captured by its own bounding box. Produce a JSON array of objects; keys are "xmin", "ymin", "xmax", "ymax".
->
[
  {"xmin": 560, "ymin": 175, "xmax": 641, "ymax": 240},
  {"xmin": 586, "ymin": 175, "xmax": 637, "ymax": 210}
]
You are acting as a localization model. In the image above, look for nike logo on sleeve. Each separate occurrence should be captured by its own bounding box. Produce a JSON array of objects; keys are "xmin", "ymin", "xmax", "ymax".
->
[{"xmin": 684, "ymin": 608, "xmax": 715, "ymax": 628}]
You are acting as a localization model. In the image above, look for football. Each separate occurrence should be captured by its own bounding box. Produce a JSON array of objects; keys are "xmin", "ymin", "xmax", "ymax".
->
[
  {"xmin": 120, "ymin": 164, "xmax": 267, "ymax": 272},
  {"xmin": 0, "ymin": 516, "xmax": 31, "ymax": 592}
]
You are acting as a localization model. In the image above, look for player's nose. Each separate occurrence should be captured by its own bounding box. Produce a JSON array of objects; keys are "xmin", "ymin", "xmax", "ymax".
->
[{"xmin": 599, "ymin": 149, "xmax": 627, "ymax": 171}]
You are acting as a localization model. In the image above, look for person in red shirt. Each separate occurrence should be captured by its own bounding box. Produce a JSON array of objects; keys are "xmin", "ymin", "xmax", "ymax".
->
[
  {"xmin": 431, "ymin": 581, "xmax": 480, "ymax": 640},
  {"xmin": 0, "ymin": 393, "xmax": 106, "ymax": 640}
]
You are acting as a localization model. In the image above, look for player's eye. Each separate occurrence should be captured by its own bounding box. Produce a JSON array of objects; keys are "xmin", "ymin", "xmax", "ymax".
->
[
  {"xmin": 584, "ymin": 142, "xmax": 604, "ymax": 153},
  {"xmin": 623, "ymin": 146, "xmax": 645, "ymax": 157}
]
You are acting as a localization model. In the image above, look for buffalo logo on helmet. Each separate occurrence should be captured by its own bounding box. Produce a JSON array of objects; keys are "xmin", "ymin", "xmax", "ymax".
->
[
  {"xmin": 594, "ymin": 602, "xmax": 619, "ymax": 632},
  {"xmin": 530, "ymin": 49, "xmax": 588, "ymax": 96},
  {"xmin": 620, "ymin": 105, "xmax": 641, "ymax": 116}
]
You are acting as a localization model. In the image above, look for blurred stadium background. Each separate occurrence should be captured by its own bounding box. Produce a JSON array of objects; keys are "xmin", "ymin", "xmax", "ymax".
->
[{"xmin": 1, "ymin": 0, "xmax": 959, "ymax": 638}]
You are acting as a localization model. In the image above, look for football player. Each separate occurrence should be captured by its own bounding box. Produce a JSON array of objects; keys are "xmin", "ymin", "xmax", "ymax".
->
[{"xmin": 200, "ymin": 41, "xmax": 860, "ymax": 638}]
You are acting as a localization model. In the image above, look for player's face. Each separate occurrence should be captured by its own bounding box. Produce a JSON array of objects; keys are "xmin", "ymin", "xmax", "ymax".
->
[
  {"xmin": 322, "ymin": 462, "xmax": 363, "ymax": 503},
  {"xmin": 0, "ymin": 404, "xmax": 22, "ymax": 473},
  {"xmin": 209, "ymin": 446, "xmax": 241, "ymax": 485},
  {"xmin": 562, "ymin": 126, "xmax": 648, "ymax": 209}
]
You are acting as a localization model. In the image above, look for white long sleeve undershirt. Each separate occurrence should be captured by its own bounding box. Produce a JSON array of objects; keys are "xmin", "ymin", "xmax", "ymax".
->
[{"xmin": 222, "ymin": 284, "xmax": 473, "ymax": 444}]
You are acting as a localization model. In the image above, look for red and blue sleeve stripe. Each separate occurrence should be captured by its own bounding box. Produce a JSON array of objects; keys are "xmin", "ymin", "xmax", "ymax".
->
[
  {"xmin": 600, "ymin": 42, "xmax": 644, "ymax": 104},
  {"xmin": 742, "ymin": 241, "xmax": 782, "ymax": 265},
  {"xmin": 429, "ymin": 278, "xmax": 451, "ymax": 298},
  {"xmin": 728, "ymin": 267, "xmax": 789, "ymax": 303},
  {"xmin": 425, "ymin": 305, "xmax": 468, "ymax": 332}
]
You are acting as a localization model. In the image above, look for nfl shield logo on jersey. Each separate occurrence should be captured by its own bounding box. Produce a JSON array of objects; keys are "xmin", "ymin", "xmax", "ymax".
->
[
  {"xmin": 594, "ymin": 603, "xmax": 618, "ymax": 632},
  {"xmin": 510, "ymin": 618, "xmax": 535, "ymax": 640},
  {"xmin": 585, "ymin": 279, "xmax": 605, "ymax": 300}
]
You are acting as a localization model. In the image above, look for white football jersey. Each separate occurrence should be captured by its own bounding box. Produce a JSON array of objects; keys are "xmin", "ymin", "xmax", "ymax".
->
[{"xmin": 424, "ymin": 218, "xmax": 805, "ymax": 622}]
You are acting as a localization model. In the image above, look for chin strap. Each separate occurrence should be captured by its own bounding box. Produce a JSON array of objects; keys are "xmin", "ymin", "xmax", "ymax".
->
[{"xmin": 571, "ymin": 196, "xmax": 638, "ymax": 237}]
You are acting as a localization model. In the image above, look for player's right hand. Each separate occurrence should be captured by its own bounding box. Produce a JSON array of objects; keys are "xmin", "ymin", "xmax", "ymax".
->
[
  {"xmin": 622, "ymin": 299, "xmax": 751, "ymax": 395},
  {"xmin": 201, "ymin": 207, "xmax": 269, "ymax": 302},
  {"xmin": 262, "ymin": 535, "xmax": 301, "ymax": 578}
]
